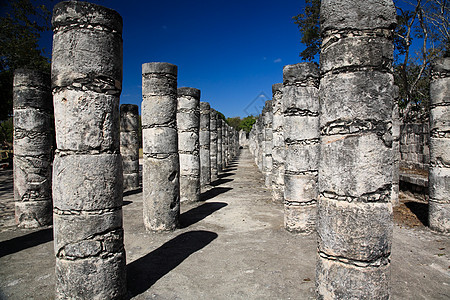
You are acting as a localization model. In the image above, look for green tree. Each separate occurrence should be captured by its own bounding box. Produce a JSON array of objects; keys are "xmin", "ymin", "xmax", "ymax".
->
[
  {"xmin": 0, "ymin": 0, "xmax": 51, "ymax": 121},
  {"xmin": 226, "ymin": 117, "xmax": 241, "ymax": 130},
  {"xmin": 239, "ymin": 115, "xmax": 257, "ymax": 133},
  {"xmin": 293, "ymin": 0, "xmax": 321, "ymax": 61}
]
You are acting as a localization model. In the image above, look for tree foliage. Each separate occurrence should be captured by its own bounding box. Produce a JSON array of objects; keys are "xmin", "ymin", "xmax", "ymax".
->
[
  {"xmin": 0, "ymin": 0, "xmax": 51, "ymax": 122},
  {"xmin": 293, "ymin": 0, "xmax": 321, "ymax": 61},
  {"xmin": 293, "ymin": 0, "xmax": 449, "ymax": 122},
  {"xmin": 226, "ymin": 115, "xmax": 257, "ymax": 133}
]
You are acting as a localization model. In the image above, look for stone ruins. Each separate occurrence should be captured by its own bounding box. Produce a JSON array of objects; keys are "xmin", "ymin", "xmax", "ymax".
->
[
  {"xmin": 13, "ymin": 69, "xmax": 53, "ymax": 228},
  {"xmin": 51, "ymin": 1, "xmax": 126, "ymax": 298},
  {"xmin": 142, "ymin": 62, "xmax": 180, "ymax": 231},
  {"xmin": 7, "ymin": 0, "xmax": 448, "ymax": 299},
  {"xmin": 120, "ymin": 104, "xmax": 140, "ymax": 192},
  {"xmin": 177, "ymin": 87, "xmax": 201, "ymax": 203}
]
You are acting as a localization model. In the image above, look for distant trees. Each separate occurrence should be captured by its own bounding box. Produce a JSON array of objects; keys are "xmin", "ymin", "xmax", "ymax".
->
[
  {"xmin": 226, "ymin": 115, "xmax": 257, "ymax": 133},
  {"xmin": 293, "ymin": 0, "xmax": 449, "ymax": 122}
]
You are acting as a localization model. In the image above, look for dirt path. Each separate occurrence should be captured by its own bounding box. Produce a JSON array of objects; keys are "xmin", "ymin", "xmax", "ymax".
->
[{"xmin": 0, "ymin": 148, "xmax": 448, "ymax": 299}]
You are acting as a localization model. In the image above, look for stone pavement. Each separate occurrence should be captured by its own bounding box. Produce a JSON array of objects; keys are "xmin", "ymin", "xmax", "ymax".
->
[{"xmin": 0, "ymin": 149, "xmax": 449, "ymax": 299}]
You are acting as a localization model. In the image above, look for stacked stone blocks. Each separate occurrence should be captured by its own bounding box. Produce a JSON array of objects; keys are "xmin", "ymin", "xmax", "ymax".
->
[{"xmin": 51, "ymin": 1, "xmax": 126, "ymax": 298}]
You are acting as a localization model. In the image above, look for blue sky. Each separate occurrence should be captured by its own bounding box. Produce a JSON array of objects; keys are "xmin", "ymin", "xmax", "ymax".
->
[{"xmin": 36, "ymin": 0, "xmax": 307, "ymax": 118}]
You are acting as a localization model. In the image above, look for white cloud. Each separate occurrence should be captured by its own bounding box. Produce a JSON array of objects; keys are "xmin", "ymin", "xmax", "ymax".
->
[{"xmin": 273, "ymin": 58, "xmax": 282, "ymax": 63}]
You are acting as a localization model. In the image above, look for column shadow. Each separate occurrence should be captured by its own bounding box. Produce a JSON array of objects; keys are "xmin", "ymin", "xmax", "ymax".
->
[
  {"xmin": 126, "ymin": 230, "xmax": 218, "ymax": 298},
  {"xmin": 180, "ymin": 202, "xmax": 228, "ymax": 228},
  {"xmin": 404, "ymin": 201, "xmax": 429, "ymax": 226},
  {"xmin": 210, "ymin": 178, "xmax": 233, "ymax": 187},
  {"xmin": 200, "ymin": 187, "xmax": 232, "ymax": 202},
  {"xmin": 0, "ymin": 227, "xmax": 53, "ymax": 258},
  {"xmin": 217, "ymin": 173, "xmax": 235, "ymax": 179}
]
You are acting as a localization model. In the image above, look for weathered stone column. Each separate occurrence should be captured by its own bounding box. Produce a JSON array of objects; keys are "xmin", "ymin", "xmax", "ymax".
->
[
  {"xmin": 271, "ymin": 83, "xmax": 284, "ymax": 203},
  {"xmin": 217, "ymin": 118, "xmax": 223, "ymax": 172},
  {"xmin": 282, "ymin": 63, "xmax": 319, "ymax": 234},
  {"xmin": 177, "ymin": 87, "xmax": 200, "ymax": 203},
  {"xmin": 142, "ymin": 62, "xmax": 179, "ymax": 231},
  {"xmin": 51, "ymin": 2, "xmax": 126, "ymax": 298},
  {"xmin": 120, "ymin": 104, "xmax": 139, "ymax": 192},
  {"xmin": 263, "ymin": 100, "xmax": 273, "ymax": 188},
  {"xmin": 224, "ymin": 122, "xmax": 229, "ymax": 167},
  {"xmin": 210, "ymin": 109, "xmax": 218, "ymax": 181},
  {"xmin": 392, "ymin": 88, "xmax": 400, "ymax": 207},
  {"xmin": 429, "ymin": 56, "xmax": 450, "ymax": 233},
  {"xmin": 13, "ymin": 69, "xmax": 52, "ymax": 228},
  {"xmin": 200, "ymin": 102, "xmax": 211, "ymax": 188},
  {"xmin": 317, "ymin": 1, "xmax": 396, "ymax": 298},
  {"xmin": 256, "ymin": 118, "xmax": 263, "ymax": 170}
]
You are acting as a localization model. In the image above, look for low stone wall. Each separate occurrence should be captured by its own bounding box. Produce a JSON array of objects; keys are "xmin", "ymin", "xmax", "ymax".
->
[{"xmin": 400, "ymin": 123, "xmax": 429, "ymax": 171}]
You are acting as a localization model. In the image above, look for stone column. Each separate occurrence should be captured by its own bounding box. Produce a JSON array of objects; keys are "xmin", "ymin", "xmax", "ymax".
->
[
  {"xmin": 200, "ymin": 102, "xmax": 211, "ymax": 188},
  {"xmin": 120, "ymin": 104, "xmax": 139, "ymax": 192},
  {"xmin": 177, "ymin": 87, "xmax": 200, "ymax": 203},
  {"xmin": 142, "ymin": 62, "xmax": 179, "ymax": 231},
  {"xmin": 317, "ymin": 1, "xmax": 396, "ymax": 298},
  {"xmin": 217, "ymin": 118, "xmax": 223, "ymax": 172},
  {"xmin": 263, "ymin": 100, "xmax": 273, "ymax": 188},
  {"xmin": 51, "ymin": 2, "xmax": 126, "ymax": 298},
  {"xmin": 392, "ymin": 88, "xmax": 400, "ymax": 207},
  {"xmin": 13, "ymin": 69, "xmax": 53, "ymax": 228},
  {"xmin": 210, "ymin": 109, "xmax": 218, "ymax": 181},
  {"xmin": 271, "ymin": 83, "xmax": 284, "ymax": 203},
  {"xmin": 429, "ymin": 56, "xmax": 450, "ymax": 233},
  {"xmin": 282, "ymin": 63, "xmax": 319, "ymax": 234},
  {"xmin": 223, "ymin": 122, "xmax": 229, "ymax": 167}
]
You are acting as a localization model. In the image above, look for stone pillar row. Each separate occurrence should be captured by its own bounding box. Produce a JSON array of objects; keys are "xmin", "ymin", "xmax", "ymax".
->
[{"xmin": 248, "ymin": 0, "xmax": 398, "ymax": 298}]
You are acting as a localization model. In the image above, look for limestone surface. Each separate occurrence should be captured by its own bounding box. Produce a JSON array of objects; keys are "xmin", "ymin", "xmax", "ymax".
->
[
  {"xmin": 317, "ymin": 1, "xmax": 396, "ymax": 298},
  {"xmin": 13, "ymin": 69, "xmax": 53, "ymax": 228},
  {"xmin": 429, "ymin": 56, "xmax": 450, "ymax": 233},
  {"xmin": 120, "ymin": 104, "xmax": 139, "ymax": 191},
  {"xmin": 271, "ymin": 83, "xmax": 284, "ymax": 203},
  {"xmin": 282, "ymin": 63, "xmax": 320, "ymax": 234},
  {"xmin": 200, "ymin": 102, "xmax": 211, "ymax": 188},
  {"xmin": 177, "ymin": 87, "xmax": 201, "ymax": 202},
  {"xmin": 51, "ymin": 1, "xmax": 126, "ymax": 298},
  {"xmin": 142, "ymin": 62, "xmax": 180, "ymax": 231}
]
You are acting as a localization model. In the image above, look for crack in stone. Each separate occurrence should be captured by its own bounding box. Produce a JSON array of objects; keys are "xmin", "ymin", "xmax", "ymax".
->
[
  {"xmin": 284, "ymin": 108, "xmax": 319, "ymax": 117},
  {"xmin": 53, "ymin": 206, "xmax": 122, "ymax": 216},
  {"xmin": 54, "ymin": 22, "xmax": 121, "ymax": 35},
  {"xmin": 285, "ymin": 138, "xmax": 320, "ymax": 145},
  {"xmin": 430, "ymin": 129, "xmax": 450, "ymax": 138},
  {"xmin": 319, "ymin": 251, "xmax": 391, "ymax": 268},
  {"xmin": 284, "ymin": 199, "xmax": 317, "ymax": 206},
  {"xmin": 320, "ymin": 185, "xmax": 392, "ymax": 203},
  {"xmin": 285, "ymin": 170, "xmax": 318, "ymax": 176},
  {"xmin": 321, "ymin": 28, "xmax": 393, "ymax": 50}
]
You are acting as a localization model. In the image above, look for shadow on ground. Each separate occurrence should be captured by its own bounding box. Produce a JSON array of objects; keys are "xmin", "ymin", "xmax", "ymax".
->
[
  {"xmin": 0, "ymin": 227, "xmax": 53, "ymax": 258},
  {"xmin": 404, "ymin": 201, "xmax": 429, "ymax": 226},
  {"xmin": 200, "ymin": 187, "xmax": 232, "ymax": 202},
  {"xmin": 126, "ymin": 230, "xmax": 218, "ymax": 297},
  {"xmin": 180, "ymin": 202, "xmax": 228, "ymax": 228}
]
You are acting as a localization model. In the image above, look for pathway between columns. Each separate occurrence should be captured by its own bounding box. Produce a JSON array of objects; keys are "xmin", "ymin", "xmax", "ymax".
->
[
  {"xmin": 0, "ymin": 148, "xmax": 448, "ymax": 299},
  {"xmin": 124, "ymin": 148, "xmax": 317, "ymax": 299}
]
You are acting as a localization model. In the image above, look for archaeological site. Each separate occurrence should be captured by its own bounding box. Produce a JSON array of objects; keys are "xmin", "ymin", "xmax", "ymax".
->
[{"xmin": 0, "ymin": 0, "xmax": 448, "ymax": 299}]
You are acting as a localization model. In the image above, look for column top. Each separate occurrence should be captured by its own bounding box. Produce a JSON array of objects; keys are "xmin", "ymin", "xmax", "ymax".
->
[
  {"xmin": 432, "ymin": 56, "xmax": 450, "ymax": 74},
  {"xmin": 178, "ymin": 87, "xmax": 201, "ymax": 99},
  {"xmin": 52, "ymin": 1, "xmax": 122, "ymax": 33},
  {"xmin": 321, "ymin": 0, "xmax": 396, "ymax": 32},
  {"xmin": 272, "ymin": 83, "xmax": 283, "ymax": 94},
  {"xmin": 120, "ymin": 104, "xmax": 138, "ymax": 115},
  {"xmin": 142, "ymin": 62, "xmax": 177, "ymax": 75},
  {"xmin": 200, "ymin": 102, "xmax": 211, "ymax": 110},
  {"xmin": 283, "ymin": 62, "xmax": 319, "ymax": 84}
]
